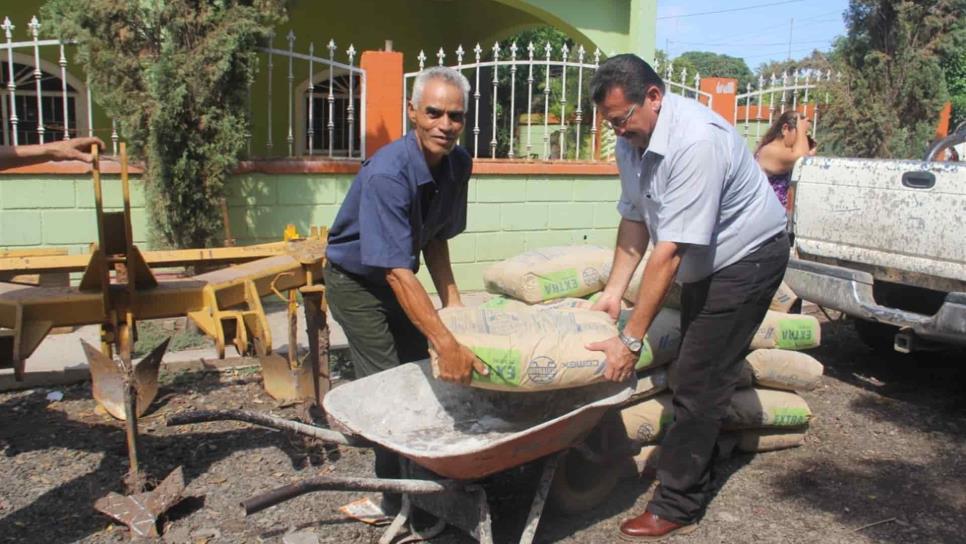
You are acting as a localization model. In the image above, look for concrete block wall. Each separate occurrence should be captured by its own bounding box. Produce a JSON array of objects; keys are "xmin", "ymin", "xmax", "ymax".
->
[
  {"xmin": 0, "ymin": 172, "xmax": 622, "ymax": 292},
  {"xmin": 0, "ymin": 175, "xmax": 149, "ymax": 255}
]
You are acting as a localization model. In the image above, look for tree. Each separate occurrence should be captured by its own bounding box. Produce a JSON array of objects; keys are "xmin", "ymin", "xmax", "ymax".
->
[
  {"xmin": 676, "ymin": 51, "xmax": 754, "ymax": 90},
  {"xmin": 43, "ymin": 0, "xmax": 287, "ymax": 248},
  {"xmin": 943, "ymin": 48, "xmax": 966, "ymax": 129},
  {"xmin": 821, "ymin": 0, "xmax": 965, "ymax": 158},
  {"xmin": 654, "ymin": 49, "xmax": 697, "ymax": 83}
]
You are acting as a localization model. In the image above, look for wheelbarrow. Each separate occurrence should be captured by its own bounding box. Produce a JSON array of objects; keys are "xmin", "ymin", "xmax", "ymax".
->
[{"xmin": 168, "ymin": 361, "xmax": 635, "ymax": 543}]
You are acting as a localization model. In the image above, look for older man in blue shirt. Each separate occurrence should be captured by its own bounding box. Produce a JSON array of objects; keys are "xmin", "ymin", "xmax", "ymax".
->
[
  {"xmin": 587, "ymin": 55, "xmax": 790, "ymax": 540},
  {"xmin": 325, "ymin": 66, "xmax": 487, "ymax": 516}
]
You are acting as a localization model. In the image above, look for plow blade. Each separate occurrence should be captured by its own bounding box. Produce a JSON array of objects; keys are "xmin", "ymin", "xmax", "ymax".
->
[
  {"xmin": 259, "ymin": 353, "xmax": 320, "ymax": 403},
  {"xmin": 83, "ymin": 338, "xmax": 170, "ymax": 420}
]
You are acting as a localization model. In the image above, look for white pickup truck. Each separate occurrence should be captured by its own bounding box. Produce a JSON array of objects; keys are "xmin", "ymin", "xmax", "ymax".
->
[{"xmin": 785, "ymin": 127, "xmax": 966, "ymax": 353}]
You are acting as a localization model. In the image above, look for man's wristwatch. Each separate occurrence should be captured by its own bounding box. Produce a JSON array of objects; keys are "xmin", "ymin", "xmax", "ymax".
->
[{"xmin": 618, "ymin": 331, "xmax": 644, "ymax": 355}]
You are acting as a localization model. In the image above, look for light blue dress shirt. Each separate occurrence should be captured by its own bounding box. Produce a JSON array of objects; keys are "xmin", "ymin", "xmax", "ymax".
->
[{"xmin": 616, "ymin": 93, "xmax": 787, "ymax": 283}]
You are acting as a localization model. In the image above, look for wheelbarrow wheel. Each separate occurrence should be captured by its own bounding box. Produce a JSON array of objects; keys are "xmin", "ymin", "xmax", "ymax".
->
[
  {"xmin": 548, "ymin": 415, "xmax": 632, "ymax": 514},
  {"xmin": 548, "ymin": 447, "xmax": 625, "ymax": 514}
]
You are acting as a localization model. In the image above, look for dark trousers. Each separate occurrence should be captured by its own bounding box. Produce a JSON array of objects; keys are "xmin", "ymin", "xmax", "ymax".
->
[
  {"xmin": 324, "ymin": 262, "xmax": 429, "ymax": 507},
  {"xmin": 647, "ymin": 233, "xmax": 790, "ymax": 524}
]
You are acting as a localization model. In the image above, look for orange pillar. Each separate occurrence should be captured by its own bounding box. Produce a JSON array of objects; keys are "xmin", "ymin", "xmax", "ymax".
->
[
  {"xmin": 935, "ymin": 102, "xmax": 952, "ymax": 139},
  {"xmin": 699, "ymin": 77, "xmax": 738, "ymax": 125},
  {"xmin": 361, "ymin": 50, "xmax": 404, "ymax": 158}
]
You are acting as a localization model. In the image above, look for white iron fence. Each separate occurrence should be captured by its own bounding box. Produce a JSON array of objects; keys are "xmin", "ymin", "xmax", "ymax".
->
[
  {"xmin": 657, "ymin": 63, "xmax": 714, "ymax": 107},
  {"xmin": 257, "ymin": 31, "xmax": 366, "ymax": 159},
  {"xmin": 404, "ymin": 43, "xmax": 714, "ymax": 161},
  {"xmin": 734, "ymin": 69, "xmax": 837, "ymax": 143},
  {"xmin": 2, "ymin": 15, "xmax": 368, "ymax": 160},
  {"xmin": 1, "ymin": 16, "xmax": 104, "ymax": 150}
]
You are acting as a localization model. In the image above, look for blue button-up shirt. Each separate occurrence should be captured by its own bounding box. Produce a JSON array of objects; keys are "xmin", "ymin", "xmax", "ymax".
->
[{"xmin": 326, "ymin": 131, "xmax": 472, "ymax": 283}]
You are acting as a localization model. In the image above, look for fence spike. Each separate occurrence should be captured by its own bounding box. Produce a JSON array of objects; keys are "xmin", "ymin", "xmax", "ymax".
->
[
  {"xmin": 417, "ymin": 49, "xmax": 426, "ymax": 71},
  {"xmin": 456, "ymin": 44, "xmax": 465, "ymax": 67},
  {"xmin": 437, "ymin": 47, "xmax": 445, "ymax": 66}
]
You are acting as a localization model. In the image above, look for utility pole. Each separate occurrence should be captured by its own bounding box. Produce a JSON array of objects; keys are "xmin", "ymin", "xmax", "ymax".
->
[{"xmin": 787, "ymin": 18, "xmax": 794, "ymax": 60}]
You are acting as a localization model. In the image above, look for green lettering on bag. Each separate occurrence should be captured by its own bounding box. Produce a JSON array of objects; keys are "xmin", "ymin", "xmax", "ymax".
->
[
  {"xmin": 771, "ymin": 407, "xmax": 810, "ymax": 426},
  {"xmin": 635, "ymin": 340, "xmax": 655, "ymax": 370},
  {"xmin": 470, "ymin": 346, "xmax": 522, "ymax": 386},
  {"xmin": 538, "ymin": 269, "xmax": 581, "ymax": 299},
  {"xmin": 776, "ymin": 319, "xmax": 817, "ymax": 349}
]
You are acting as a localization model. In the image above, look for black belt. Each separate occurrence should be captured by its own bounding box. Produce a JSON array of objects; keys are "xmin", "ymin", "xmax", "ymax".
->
[{"xmin": 750, "ymin": 230, "xmax": 787, "ymax": 254}]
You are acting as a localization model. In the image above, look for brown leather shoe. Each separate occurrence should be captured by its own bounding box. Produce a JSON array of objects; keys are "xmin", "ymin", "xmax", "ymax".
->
[{"xmin": 619, "ymin": 511, "xmax": 697, "ymax": 541}]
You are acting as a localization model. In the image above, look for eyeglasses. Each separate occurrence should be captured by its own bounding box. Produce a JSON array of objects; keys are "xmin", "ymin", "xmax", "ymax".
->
[{"xmin": 603, "ymin": 104, "xmax": 637, "ymax": 131}]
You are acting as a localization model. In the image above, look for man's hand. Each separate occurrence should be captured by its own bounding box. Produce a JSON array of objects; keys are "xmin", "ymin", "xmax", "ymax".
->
[
  {"xmin": 48, "ymin": 137, "xmax": 105, "ymax": 162},
  {"xmin": 586, "ymin": 336, "xmax": 636, "ymax": 382},
  {"xmin": 590, "ymin": 291, "xmax": 623, "ymax": 321},
  {"xmin": 435, "ymin": 338, "xmax": 489, "ymax": 385}
]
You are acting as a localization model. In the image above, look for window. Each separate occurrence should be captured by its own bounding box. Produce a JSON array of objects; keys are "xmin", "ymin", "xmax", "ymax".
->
[
  {"xmin": 1, "ymin": 59, "xmax": 84, "ymax": 146},
  {"xmin": 298, "ymin": 72, "xmax": 362, "ymax": 157}
]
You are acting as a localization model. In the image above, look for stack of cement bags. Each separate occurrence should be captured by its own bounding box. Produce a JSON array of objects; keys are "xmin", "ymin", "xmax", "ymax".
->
[{"xmin": 622, "ymin": 349, "xmax": 823, "ymax": 473}]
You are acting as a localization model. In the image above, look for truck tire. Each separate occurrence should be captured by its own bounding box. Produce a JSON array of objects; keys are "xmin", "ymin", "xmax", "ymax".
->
[{"xmin": 853, "ymin": 319, "xmax": 900, "ymax": 353}]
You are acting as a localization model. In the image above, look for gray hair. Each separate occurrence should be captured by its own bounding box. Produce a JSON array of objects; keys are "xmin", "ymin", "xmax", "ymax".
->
[{"xmin": 411, "ymin": 66, "xmax": 471, "ymax": 110}]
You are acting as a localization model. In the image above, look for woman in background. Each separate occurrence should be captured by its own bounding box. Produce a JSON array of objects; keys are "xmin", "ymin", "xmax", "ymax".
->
[{"xmin": 755, "ymin": 111, "xmax": 812, "ymax": 212}]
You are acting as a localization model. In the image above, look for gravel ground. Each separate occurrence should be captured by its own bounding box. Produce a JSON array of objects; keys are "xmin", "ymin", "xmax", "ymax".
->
[{"xmin": 1, "ymin": 316, "xmax": 965, "ymax": 544}]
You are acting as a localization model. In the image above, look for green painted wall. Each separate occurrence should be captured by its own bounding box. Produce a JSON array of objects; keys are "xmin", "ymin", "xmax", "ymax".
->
[{"xmin": 0, "ymin": 172, "xmax": 621, "ymax": 292}]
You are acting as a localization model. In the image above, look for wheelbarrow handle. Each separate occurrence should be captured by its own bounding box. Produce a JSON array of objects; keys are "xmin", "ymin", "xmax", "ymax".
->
[
  {"xmin": 166, "ymin": 409, "xmax": 365, "ymax": 447},
  {"xmin": 242, "ymin": 476, "xmax": 463, "ymax": 515}
]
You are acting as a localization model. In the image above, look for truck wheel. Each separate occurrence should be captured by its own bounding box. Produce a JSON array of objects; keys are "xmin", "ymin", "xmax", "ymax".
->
[
  {"xmin": 548, "ymin": 447, "xmax": 624, "ymax": 514},
  {"xmin": 853, "ymin": 319, "xmax": 900, "ymax": 353}
]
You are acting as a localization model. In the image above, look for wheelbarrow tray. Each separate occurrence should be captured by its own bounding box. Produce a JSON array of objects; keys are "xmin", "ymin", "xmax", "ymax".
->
[{"xmin": 323, "ymin": 361, "xmax": 633, "ymax": 480}]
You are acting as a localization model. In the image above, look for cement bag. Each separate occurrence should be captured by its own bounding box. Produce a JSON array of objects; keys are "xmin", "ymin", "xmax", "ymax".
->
[
  {"xmin": 744, "ymin": 349, "xmax": 824, "ymax": 392},
  {"xmin": 622, "ymin": 260, "xmax": 683, "ymax": 309},
  {"xmin": 633, "ymin": 445, "xmax": 660, "ymax": 474},
  {"xmin": 618, "ymin": 308, "xmax": 681, "ymax": 371},
  {"xmin": 480, "ymin": 295, "xmax": 594, "ymax": 312},
  {"xmin": 483, "ymin": 246, "xmax": 613, "ymax": 303},
  {"xmin": 723, "ymin": 388, "xmax": 812, "ymax": 430},
  {"xmin": 629, "ymin": 368, "xmax": 669, "ymax": 403},
  {"xmin": 433, "ymin": 307, "xmax": 617, "ymax": 391},
  {"xmin": 769, "ymin": 281, "xmax": 799, "ymax": 313},
  {"xmin": 736, "ymin": 428, "xmax": 807, "ymax": 453},
  {"xmin": 751, "ymin": 311, "xmax": 821, "ymax": 350},
  {"xmin": 619, "ymin": 393, "xmax": 674, "ymax": 445}
]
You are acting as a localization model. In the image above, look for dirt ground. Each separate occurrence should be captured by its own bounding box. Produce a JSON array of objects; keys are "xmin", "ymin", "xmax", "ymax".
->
[{"xmin": 2, "ymin": 316, "xmax": 965, "ymax": 544}]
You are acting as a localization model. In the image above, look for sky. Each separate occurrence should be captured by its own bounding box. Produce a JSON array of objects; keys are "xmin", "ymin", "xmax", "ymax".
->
[{"xmin": 654, "ymin": 0, "xmax": 850, "ymax": 73}]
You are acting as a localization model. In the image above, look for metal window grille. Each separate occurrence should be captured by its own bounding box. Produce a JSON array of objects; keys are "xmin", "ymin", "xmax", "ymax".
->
[{"xmin": 257, "ymin": 33, "xmax": 366, "ymax": 159}]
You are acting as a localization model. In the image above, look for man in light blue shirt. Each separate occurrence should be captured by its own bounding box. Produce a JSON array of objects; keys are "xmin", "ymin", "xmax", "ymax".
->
[{"xmin": 587, "ymin": 54, "xmax": 790, "ymax": 540}]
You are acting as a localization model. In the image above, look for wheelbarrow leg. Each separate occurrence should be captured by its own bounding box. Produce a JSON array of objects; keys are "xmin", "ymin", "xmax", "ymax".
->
[{"xmin": 518, "ymin": 451, "xmax": 564, "ymax": 544}]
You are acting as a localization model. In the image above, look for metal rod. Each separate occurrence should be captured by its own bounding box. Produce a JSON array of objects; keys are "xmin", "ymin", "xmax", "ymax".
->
[
  {"xmin": 286, "ymin": 31, "xmax": 295, "ymax": 156},
  {"xmin": 472, "ymin": 43, "xmax": 481, "ymax": 158},
  {"xmin": 307, "ymin": 42, "xmax": 314, "ymax": 156},
  {"xmin": 507, "ymin": 42, "xmax": 517, "ymax": 159},
  {"xmin": 490, "ymin": 42, "xmax": 499, "ymax": 159},
  {"xmin": 29, "ymin": 17, "xmax": 44, "ymax": 144},
  {"xmin": 242, "ymin": 476, "xmax": 462, "ymax": 516},
  {"xmin": 525, "ymin": 42, "xmax": 534, "ymax": 158},
  {"xmin": 574, "ymin": 45, "xmax": 585, "ymax": 160},
  {"xmin": 543, "ymin": 42, "xmax": 551, "ymax": 159},
  {"xmin": 327, "ymin": 39, "xmax": 335, "ymax": 158},
  {"xmin": 519, "ymin": 452, "xmax": 563, "ymax": 544},
  {"xmin": 347, "ymin": 45, "xmax": 356, "ymax": 157},
  {"xmin": 558, "ymin": 45, "xmax": 569, "ymax": 159},
  {"xmin": 3, "ymin": 17, "xmax": 19, "ymax": 145},
  {"xmin": 591, "ymin": 49, "xmax": 600, "ymax": 161},
  {"xmin": 86, "ymin": 74, "xmax": 93, "ymax": 137},
  {"xmin": 266, "ymin": 32, "xmax": 274, "ymax": 151},
  {"xmin": 166, "ymin": 409, "xmax": 359, "ymax": 446},
  {"xmin": 59, "ymin": 42, "xmax": 69, "ymax": 139}
]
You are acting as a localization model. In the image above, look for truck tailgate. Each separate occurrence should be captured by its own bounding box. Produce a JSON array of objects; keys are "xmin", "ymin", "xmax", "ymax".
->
[{"xmin": 791, "ymin": 157, "xmax": 966, "ymax": 288}]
